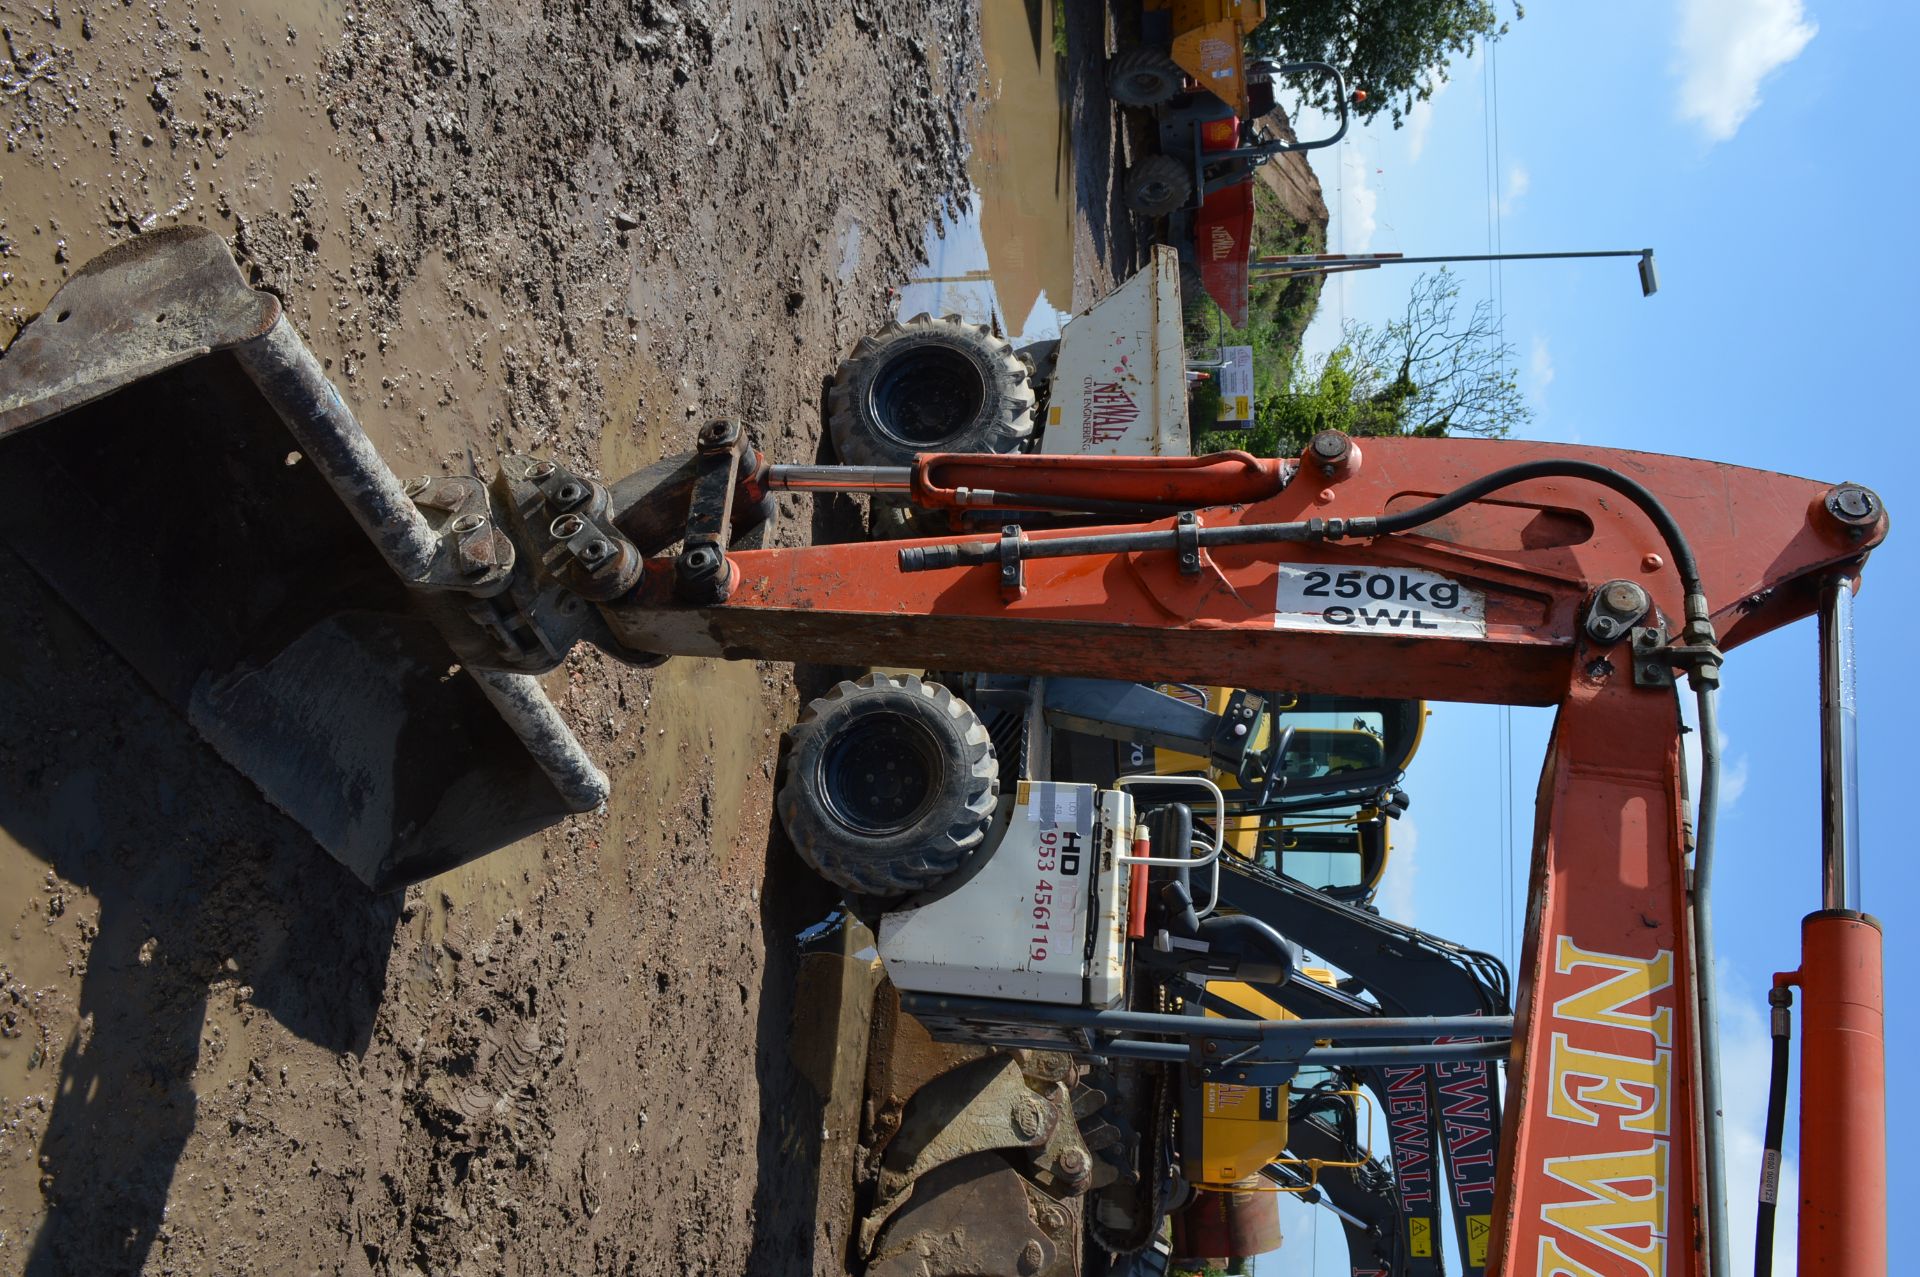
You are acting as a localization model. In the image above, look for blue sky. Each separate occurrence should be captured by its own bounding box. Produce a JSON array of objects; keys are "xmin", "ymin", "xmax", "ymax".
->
[{"xmin": 1274, "ymin": 1, "xmax": 1916, "ymax": 1271}]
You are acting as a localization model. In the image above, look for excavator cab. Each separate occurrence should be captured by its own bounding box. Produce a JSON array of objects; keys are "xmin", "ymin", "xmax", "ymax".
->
[{"xmin": 1145, "ymin": 691, "xmax": 1420, "ymax": 904}]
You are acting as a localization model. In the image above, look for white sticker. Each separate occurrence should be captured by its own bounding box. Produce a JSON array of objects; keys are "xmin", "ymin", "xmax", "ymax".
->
[
  {"xmin": 1274, "ymin": 563, "xmax": 1486, "ymax": 637},
  {"xmin": 1020, "ymin": 782, "xmax": 1095, "ymax": 837}
]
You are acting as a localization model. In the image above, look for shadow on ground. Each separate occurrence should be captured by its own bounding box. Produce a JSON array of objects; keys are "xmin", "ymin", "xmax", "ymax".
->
[
  {"xmin": 0, "ymin": 547, "xmax": 404, "ymax": 1275},
  {"xmin": 739, "ymin": 412, "xmax": 872, "ymax": 1276}
]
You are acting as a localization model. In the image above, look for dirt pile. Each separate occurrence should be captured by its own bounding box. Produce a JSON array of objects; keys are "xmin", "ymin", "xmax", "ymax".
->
[{"xmin": 0, "ymin": 0, "xmax": 984, "ymax": 1272}]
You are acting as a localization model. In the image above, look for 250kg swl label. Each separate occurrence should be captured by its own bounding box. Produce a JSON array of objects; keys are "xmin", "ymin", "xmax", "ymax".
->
[{"xmin": 1274, "ymin": 563, "xmax": 1486, "ymax": 637}]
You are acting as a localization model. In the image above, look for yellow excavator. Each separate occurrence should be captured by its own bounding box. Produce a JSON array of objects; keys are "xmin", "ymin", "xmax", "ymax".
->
[{"xmin": 1137, "ymin": 692, "xmax": 1424, "ymax": 905}]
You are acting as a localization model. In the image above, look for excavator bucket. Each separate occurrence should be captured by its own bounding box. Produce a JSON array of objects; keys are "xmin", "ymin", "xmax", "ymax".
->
[{"xmin": 0, "ymin": 228, "xmax": 606, "ymax": 891}]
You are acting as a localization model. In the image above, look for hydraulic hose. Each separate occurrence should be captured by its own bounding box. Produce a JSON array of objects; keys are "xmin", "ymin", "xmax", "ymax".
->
[
  {"xmin": 1755, "ymin": 985, "xmax": 1793, "ymax": 1276},
  {"xmin": 1693, "ymin": 665, "xmax": 1733, "ymax": 1277},
  {"xmin": 905, "ymin": 457, "xmax": 1707, "ymax": 607},
  {"xmin": 1357, "ymin": 458, "xmax": 1704, "ymax": 596}
]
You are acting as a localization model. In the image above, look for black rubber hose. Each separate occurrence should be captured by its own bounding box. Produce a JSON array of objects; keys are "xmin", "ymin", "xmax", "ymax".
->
[
  {"xmin": 1755, "ymin": 985, "xmax": 1793, "ymax": 1276},
  {"xmin": 903, "ymin": 456, "xmax": 1709, "ymax": 601},
  {"xmin": 1358, "ymin": 457, "xmax": 1704, "ymax": 597}
]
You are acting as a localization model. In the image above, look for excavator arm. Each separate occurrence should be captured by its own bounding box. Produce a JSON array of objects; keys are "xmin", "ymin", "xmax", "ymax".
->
[{"xmin": 0, "ymin": 229, "xmax": 1888, "ymax": 1272}]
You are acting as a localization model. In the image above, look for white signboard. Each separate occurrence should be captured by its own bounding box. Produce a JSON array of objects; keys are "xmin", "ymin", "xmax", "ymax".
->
[
  {"xmin": 1217, "ymin": 345, "xmax": 1255, "ymax": 422},
  {"xmin": 1040, "ymin": 249, "xmax": 1189, "ymax": 456},
  {"xmin": 1274, "ymin": 563, "xmax": 1487, "ymax": 638}
]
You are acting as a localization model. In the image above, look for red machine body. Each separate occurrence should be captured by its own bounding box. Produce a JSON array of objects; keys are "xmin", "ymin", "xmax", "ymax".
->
[
  {"xmin": 1191, "ymin": 115, "xmax": 1255, "ymax": 325},
  {"xmin": 1781, "ymin": 912, "xmax": 1886, "ymax": 1275}
]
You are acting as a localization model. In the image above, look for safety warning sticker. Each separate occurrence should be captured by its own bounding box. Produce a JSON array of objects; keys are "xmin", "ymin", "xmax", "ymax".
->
[
  {"xmin": 1466, "ymin": 1215, "xmax": 1492, "ymax": 1266},
  {"xmin": 1274, "ymin": 563, "xmax": 1487, "ymax": 638}
]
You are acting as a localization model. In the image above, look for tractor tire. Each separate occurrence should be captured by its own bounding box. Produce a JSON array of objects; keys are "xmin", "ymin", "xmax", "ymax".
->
[
  {"xmin": 778, "ymin": 673, "xmax": 1000, "ymax": 898},
  {"xmin": 867, "ymin": 496, "xmax": 944, "ymax": 542},
  {"xmin": 1123, "ymin": 154, "xmax": 1194, "ymax": 218},
  {"xmin": 1107, "ymin": 46, "xmax": 1184, "ymax": 107},
  {"xmin": 828, "ymin": 314, "xmax": 1035, "ymax": 469}
]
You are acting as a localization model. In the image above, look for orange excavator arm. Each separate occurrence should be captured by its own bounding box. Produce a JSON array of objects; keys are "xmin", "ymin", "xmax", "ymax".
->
[{"xmin": 619, "ymin": 431, "xmax": 1884, "ymax": 1273}]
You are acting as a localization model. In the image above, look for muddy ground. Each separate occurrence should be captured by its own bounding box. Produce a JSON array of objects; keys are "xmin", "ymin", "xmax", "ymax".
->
[{"xmin": 0, "ymin": 0, "xmax": 1143, "ymax": 1273}]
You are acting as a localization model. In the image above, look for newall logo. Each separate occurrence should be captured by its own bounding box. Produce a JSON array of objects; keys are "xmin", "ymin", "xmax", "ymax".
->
[{"xmin": 1080, "ymin": 377, "xmax": 1140, "ymax": 447}]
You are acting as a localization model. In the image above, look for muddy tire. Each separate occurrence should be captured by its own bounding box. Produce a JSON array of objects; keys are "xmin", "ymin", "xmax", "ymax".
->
[
  {"xmin": 828, "ymin": 314, "xmax": 1035, "ymax": 468},
  {"xmin": 867, "ymin": 497, "xmax": 944, "ymax": 541},
  {"xmin": 778, "ymin": 673, "xmax": 999, "ymax": 897},
  {"xmin": 1107, "ymin": 46, "xmax": 1184, "ymax": 107},
  {"xmin": 1124, "ymin": 154, "xmax": 1194, "ymax": 218}
]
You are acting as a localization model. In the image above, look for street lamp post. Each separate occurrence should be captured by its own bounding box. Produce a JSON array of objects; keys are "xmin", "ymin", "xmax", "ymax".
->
[{"xmin": 1250, "ymin": 248, "xmax": 1660, "ymax": 296}]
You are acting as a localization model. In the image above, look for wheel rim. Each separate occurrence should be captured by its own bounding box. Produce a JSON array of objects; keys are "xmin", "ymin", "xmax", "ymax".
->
[
  {"xmin": 868, "ymin": 343, "xmax": 989, "ymax": 448},
  {"xmin": 1134, "ymin": 178, "xmax": 1174, "ymax": 208},
  {"xmin": 1126, "ymin": 71, "xmax": 1168, "ymax": 99},
  {"xmin": 818, "ymin": 712, "xmax": 942, "ymax": 836}
]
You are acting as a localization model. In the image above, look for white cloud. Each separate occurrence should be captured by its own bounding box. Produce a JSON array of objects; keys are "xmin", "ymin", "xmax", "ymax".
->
[
  {"xmin": 1405, "ymin": 79, "xmax": 1446, "ymax": 162},
  {"xmin": 1336, "ymin": 147, "xmax": 1379, "ymax": 254},
  {"xmin": 1674, "ymin": 0, "xmax": 1816, "ymax": 142},
  {"xmin": 1375, "ymin": 816, "xmax": 1419, "ymax": 926},
  {"xmin": 1528, "ymin": 335, "xmax": 1556, "ymax": 397},
  {"xmin": 1680, "ymin": 688, "xmax": 1748, "ymax": 812},
  {"xmin": 1722, "ymin": 753, "xmax": 1751, "ymax": 806},
  {"xmin": 1497, "ymin": 163, "xmax": 1530, "ymax": 216}
]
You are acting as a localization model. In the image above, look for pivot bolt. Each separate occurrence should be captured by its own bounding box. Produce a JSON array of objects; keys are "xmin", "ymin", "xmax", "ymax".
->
[
  {"xmin": 1308, "ymin": 430, "xmax": 1353, "ymax": 477},
  {"xmin": 698, "ymin": 419, "xmax": 741, "ymax": 451},
  {"xmin": 1059, "ymin": 1148, "xmax": 1089, "ymax": 1177},
  {"xmin": 1584, "ymin": 578, "xmax": 1651, "ymax": 646},
  {"xmin": 552, "ymin": 481, "xmax": 588, "ymax": 510},
  {"xmin": 1824, "ymin": 484, "xmax": 1882, "ymax": 527},
  {"xmin": 580, "ymin": 538, "xmax": 613, "ymax": 565},
  {"xmin": 1601, "ymin": 580, "xmax": 1649, "ymax": 616}
]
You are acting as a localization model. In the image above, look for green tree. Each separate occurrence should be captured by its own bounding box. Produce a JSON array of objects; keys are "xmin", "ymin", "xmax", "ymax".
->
[
  {"xmin": 1201, "ymin": 269, "xmax": 1529, "ymax": 457},
  {"xmin": 1250, "ymin": 1, "xmax": 1522, "ymax": 128}
]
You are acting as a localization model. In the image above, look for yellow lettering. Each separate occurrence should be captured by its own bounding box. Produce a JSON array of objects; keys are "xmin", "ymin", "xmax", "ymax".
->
[
  {"xmin": 1553, "ymin": 938, "xmax": 1674, "ymax": 1048},
  {"xmin": 1548, "ymin": 1033, "xmax": 1671, "ymax": 1134},
  {"xmin": 1539, "ymin": 1144, "xmax": 1668, "ymax": 1277},
  {"xmin": 1537, "ymin": 1237, "xmax": 1606, "ymax": 1276}
]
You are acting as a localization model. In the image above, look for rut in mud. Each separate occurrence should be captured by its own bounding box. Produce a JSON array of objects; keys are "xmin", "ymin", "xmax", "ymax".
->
[{"xmin": 0, "ymin": 0, "xmax": 987, "ymax": 1272}]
